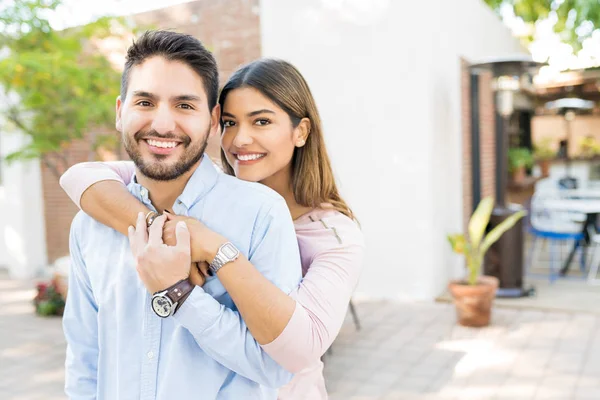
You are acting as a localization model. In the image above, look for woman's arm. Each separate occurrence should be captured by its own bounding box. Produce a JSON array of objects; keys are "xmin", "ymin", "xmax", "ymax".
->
[
  {"xmin": 164, "ymin": 213, "xmax": 365, "ymax": 373},
  {"xmin": 261, "ymin": 238, "xmax": 365, "ymax": 372},
  {"xmin": 60, "ymin": 161, "xmax": 146, "ymax": 235}
]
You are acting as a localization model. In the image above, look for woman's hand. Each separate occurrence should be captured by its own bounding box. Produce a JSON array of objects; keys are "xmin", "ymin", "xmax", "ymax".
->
[
  {"xmin": 189, "ymin": 261, "xmax": 211, "ymax": 287},
  {"xmin": 162, "ymin": 212, "xmax": 226, "ymax": 263}
]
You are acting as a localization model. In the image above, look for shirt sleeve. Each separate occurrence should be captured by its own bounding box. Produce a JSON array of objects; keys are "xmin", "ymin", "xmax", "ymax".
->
[
  {"xmin": 62, "ymin": 213, "xmax": 99, "ymax": 399},
  {"xmin": 172, "ymin": 197, "xmax": 303, "ymax": 388},
  {"xmin": 261, "ymin": 219, "xmax": 365, "ymax": 373},
  {"xmin": 59, "ymin": 161, "xmax": 136, "ymax": 209}
]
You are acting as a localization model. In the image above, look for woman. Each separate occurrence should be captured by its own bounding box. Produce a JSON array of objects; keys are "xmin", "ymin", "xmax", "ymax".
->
[{"xmin": 60, "ymin": 58, "xmax": 364, "ymax": 399}]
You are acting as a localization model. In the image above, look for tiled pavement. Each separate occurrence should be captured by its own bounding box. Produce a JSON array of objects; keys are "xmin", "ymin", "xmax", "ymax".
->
[{"xmin": 2, "ymin": 272, "xmax": 600, "ymax": 399}]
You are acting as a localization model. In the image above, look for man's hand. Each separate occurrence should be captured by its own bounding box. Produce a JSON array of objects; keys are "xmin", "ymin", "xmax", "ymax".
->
[{"xmin": 128, "ymin": 212, "xmax": 191, "ymax": 294}]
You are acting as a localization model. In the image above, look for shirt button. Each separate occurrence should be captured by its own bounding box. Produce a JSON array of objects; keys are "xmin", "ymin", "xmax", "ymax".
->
[
  {"xmin": 147, "ymin": 351, "xmax": 154, "ymax": 359},
  {"xmin": 141, "ymin": 188, "xmax": 148, "ymax": 197}
]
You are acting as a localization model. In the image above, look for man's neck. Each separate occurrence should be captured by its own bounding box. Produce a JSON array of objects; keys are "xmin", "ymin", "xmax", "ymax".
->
[{"xmin": 135, "ymin": 158, "xmax": 202, "ymax": 213}]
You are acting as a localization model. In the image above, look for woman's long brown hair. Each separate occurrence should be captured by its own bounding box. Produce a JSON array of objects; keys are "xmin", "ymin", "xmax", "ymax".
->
[{"xmin": 218, "ymin": 58, "xmax": 355, "ymax": 220}]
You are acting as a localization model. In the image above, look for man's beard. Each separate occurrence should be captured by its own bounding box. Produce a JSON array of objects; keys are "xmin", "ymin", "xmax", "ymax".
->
[{"xmin": 123, "ymin": 128, "xmax": 209, "ymax": 181}]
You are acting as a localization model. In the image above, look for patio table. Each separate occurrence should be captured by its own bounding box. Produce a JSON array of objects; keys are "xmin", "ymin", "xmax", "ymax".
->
[{"xmin": 542, "ymin": 198, "xmax": 600, "ymax": 275}]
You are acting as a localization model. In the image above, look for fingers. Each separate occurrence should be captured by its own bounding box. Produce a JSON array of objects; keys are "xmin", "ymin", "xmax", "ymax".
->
[
  {"xmin": 162, "ymin": 221, "xmax": 177, "ymax": 247},
  {"xmin": 175, "ymin": 221, "xmax": 191, "ymax": 254},
  {"xmin": 198, "ymin": 261, "xmax": 211, "ymax": 277},
  {"xmin": 189, "ymin": 262, "xmax": 206, "ymax": 287},
  {"xmin": 164, "ymin": 210, "xmax": 174, "ymax": 221},
  {"xmin": 130, "ymin": 212, "xmax": 148, "ymax": 251},
  {"xmin": 148, "ymin": 214, "xmax": 166, "ymax": 246}
]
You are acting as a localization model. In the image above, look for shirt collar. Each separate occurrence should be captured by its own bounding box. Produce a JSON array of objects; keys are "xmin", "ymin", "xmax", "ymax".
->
[{"xmin": 128, "ymin": 155, "xmax": 220, "ymax": 211}]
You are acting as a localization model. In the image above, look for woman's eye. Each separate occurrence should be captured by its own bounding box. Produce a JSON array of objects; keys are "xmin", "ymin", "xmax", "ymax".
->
[
  {"xmin": 223, "ymin": 120, "xmax": 236, "ymax": 127},
  {"xmin": 255, "ymin": 119, "xmax": 271, "ymax": 126}
]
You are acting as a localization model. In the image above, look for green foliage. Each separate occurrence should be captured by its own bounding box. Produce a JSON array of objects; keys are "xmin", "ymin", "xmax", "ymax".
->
[
  {"xmin": 533, "ymin": 137, "xmax": 556, "ymax": 160},
  {"xmin": 578, "ymin": 136, "xmax": 600, "ymax": 158},
  {"xmin": 0, "ymin": 0, "xmax": 124, "ymax": 178},
  {"xmin": 508, "ymin": 147, "xmax": 534, "ymax": 172},
  {"xmin": 484, "ymin": 0, "xmax": 600, "ymax": 53},
  {"xmin": 33, "ymin": 279, "xmax": 65, "ymax": 316},
  {"xmin": 447, "ymin": 197, "xmax": 525, "ymax": 285}
]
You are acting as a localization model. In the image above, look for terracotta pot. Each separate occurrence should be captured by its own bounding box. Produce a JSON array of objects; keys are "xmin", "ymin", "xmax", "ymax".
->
[
  {"xmin": 511, "ymin": 166, "xmax": 526, "ymax": 184},
  {"xmin": 539, "ymin": 159, "xmax": 550, "ymax": 177},
  {"xmin": 448, "ymin": 276, "xmax": 499, "ymax": 327}
]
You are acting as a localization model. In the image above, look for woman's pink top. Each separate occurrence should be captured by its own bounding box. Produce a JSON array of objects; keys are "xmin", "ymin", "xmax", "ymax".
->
[{"xmin": 60, "ymin": 161, "xmax": 365, "ymax": 400}]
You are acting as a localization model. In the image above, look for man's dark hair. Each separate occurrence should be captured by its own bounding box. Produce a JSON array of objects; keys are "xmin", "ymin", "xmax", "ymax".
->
[{"xmin": 120, "ymin": 30, "xmax": 219, "ymax": 110}]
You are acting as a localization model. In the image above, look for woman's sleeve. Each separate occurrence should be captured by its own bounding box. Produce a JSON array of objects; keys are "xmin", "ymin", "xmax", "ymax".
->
[
  {"xmin": 261, "ymin": 222, "xmax": 365, "ymax": 373},
  {"xmin": 59, "ymin": 161, "xmax": 136, "ymax": 209}
]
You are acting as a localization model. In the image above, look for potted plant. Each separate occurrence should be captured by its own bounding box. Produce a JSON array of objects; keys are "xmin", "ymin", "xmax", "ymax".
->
[
  {"xmin": 447, "ymin": 197, "xmax": 525, "ymax": 327},
  {"xmin": 533, "ymin": 138, "xmax": 555, "ymax": 177},
  {"xmin": 578, "ymin": 136, "xmax": 600, "ymax": 159},
  {"xmin": 508, "ymin": 147, "xmax": 534, "ymax": 184}
]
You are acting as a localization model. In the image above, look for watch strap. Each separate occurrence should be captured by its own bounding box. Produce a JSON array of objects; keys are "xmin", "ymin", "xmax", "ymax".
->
[{"xmin": 163, "ymin": 278, "xmax": 194, "ymax": 315}]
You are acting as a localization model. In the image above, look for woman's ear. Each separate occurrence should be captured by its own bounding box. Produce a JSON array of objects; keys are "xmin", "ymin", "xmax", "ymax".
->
[{"xmin": 295, "ymin": 118, "xmax": 311, "ymax": 147}]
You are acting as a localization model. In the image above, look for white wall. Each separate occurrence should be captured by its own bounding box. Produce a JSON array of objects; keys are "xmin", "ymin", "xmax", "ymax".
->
[
  {"xmin": 0, "ymin": 119, "xmax": 48, "ymax": 279},
  {"xmin": 260, "ymin": 0, "xmax": 525, "ymax": 300}
]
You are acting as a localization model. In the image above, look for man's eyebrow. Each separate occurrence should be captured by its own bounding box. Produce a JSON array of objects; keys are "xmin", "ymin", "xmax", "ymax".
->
[
  {"xmin": 172, "ymin": 95, "xmax": 203, "ymax": 102},
  {"xmin": 132, "ymin": 91, "xmax": 158, "ymax": 100}
]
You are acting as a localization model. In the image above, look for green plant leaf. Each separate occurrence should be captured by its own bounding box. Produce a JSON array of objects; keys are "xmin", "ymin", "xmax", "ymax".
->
[
  {"xmin": 480, "ymin": 210, "xmax": 526, "ymax": 255},
  {"xmin": 468, "ymin": 197, "xmax": 494, "ymax": 249},
  {"xmin": 447, "ymin": 234, "xmax": 467, "ymax": 254}
]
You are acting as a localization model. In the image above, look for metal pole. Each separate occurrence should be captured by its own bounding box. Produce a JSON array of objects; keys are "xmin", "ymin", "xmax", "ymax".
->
[{"xmin": 470, "ymin": 72, "xmax": 481, "ymax": 212}]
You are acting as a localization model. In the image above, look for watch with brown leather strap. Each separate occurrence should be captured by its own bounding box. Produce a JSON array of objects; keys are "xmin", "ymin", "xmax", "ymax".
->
[{"xmin": 151, "ymin": 278, "xmax": 194, "ymax": 318}]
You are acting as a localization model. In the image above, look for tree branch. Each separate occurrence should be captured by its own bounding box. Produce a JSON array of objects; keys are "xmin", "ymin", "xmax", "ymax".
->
[{"xmin": 41, "ymin": 154, "xmax": 61, "ymax": 180}]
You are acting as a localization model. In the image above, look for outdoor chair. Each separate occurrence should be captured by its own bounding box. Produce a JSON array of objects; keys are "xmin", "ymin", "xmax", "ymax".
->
[
  {"xmin": 585, "ymin": 235, "xmax": 600, "ymax": 285},
  {"xmin": 527, "ymin": 191, "xmax": 587, "ymax": 282}
]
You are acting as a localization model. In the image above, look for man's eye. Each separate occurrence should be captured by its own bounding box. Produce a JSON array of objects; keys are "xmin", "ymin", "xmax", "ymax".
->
[
  {"xmin": 255, "ymin": 119, "xmax": 271, "ymax": 126},
  {"xmin": 223, "ymin": 120, "xmax": 236, "ymax": 127},
  {"xmin": 137, "ymin": 101, "xmax": 152, "ymax": 107},
  {"xmin": 178, "ymin": 104, "xmax": 193, "ymax": 110}
]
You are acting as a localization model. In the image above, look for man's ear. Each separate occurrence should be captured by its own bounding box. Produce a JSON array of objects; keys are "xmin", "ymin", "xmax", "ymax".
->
[
  {"xmin": 294, "ymin": 118, "xmax": 311, "ymax": 147},
  {"xmin": 209, "ymin": 103, "xmax": 221, "ymax": 138},
  {"xmin": 115, "ymin": 96, "xmax": 123, "ymax": 132}
]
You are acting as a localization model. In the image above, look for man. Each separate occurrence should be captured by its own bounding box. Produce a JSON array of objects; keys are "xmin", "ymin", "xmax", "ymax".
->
[{"xmin": 62, "ymin": 30, "xmax": 302, "ymax": 399}]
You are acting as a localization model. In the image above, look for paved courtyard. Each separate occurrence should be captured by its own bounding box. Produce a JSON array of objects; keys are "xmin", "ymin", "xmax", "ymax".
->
[{"xmin": 1, "ymin": 272, "xmax": 600, "ymax": 399}]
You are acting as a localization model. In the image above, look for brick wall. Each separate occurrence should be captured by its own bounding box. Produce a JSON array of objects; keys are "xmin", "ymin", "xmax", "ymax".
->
[
  {"xmin": 42, "ymin": 0, "xmax": 261, "ymax": 264},
  {"xmin": 479, "ymin": 71, "xmax": 496, "ymax": 201},
  {"xmin": 461, "ymin": 59, "xmax": 497, "ymax": 230}
]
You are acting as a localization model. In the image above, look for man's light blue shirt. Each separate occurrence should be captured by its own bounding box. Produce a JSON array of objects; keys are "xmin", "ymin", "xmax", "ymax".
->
[{"xmin": 63, "ymin": 156, "xmax": 302, "ymax": 400}]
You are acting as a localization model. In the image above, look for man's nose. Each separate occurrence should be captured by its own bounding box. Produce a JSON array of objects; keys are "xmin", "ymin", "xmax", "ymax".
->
[{"xmin": 151, "ymin": 106, "xmax": 176, "ymax": 134}]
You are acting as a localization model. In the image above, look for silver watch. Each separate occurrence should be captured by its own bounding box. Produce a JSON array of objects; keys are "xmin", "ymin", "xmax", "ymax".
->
[{"xmin": 209, "ymin": 242, "xmax": 240, "ymax": 274}]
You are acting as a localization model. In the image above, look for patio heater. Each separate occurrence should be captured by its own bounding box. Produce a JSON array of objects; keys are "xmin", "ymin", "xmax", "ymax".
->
[
  {"xmin": 544, "ymin": 98, "xmax": 595, "ymax": 189},
  {"xmin": 470, "ymin": 55, "xmax": 546, "ymax": 298}
]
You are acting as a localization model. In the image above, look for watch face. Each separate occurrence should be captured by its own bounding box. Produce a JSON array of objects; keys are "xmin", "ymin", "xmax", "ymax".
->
[
  {"xmin": 221, "ymin": 243, "xmax": 239, "ymax": 259},
  {"xmin": 152, "ymin": 295, "xmax": 173, "ymax": 318}
]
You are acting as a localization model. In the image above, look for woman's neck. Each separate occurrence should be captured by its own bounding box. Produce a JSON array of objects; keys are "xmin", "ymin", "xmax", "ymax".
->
[{"xmin": 261, "ymin": 167, "xmax": 314, "ymax": 220}]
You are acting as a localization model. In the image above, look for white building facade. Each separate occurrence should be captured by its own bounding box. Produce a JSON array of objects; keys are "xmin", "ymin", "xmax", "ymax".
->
[{"xmin": 259, "ymin": 0, "xmax": 525, "ymax": 300}]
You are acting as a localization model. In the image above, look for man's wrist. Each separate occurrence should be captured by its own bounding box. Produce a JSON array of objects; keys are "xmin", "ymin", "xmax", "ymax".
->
[
  {"xmin": 152, "ymin": 274, "xmax": 189, "ymax": 294},
  {"xmin": 151, "ymin": 277, "xmax": 194, "ymax": 318}
]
